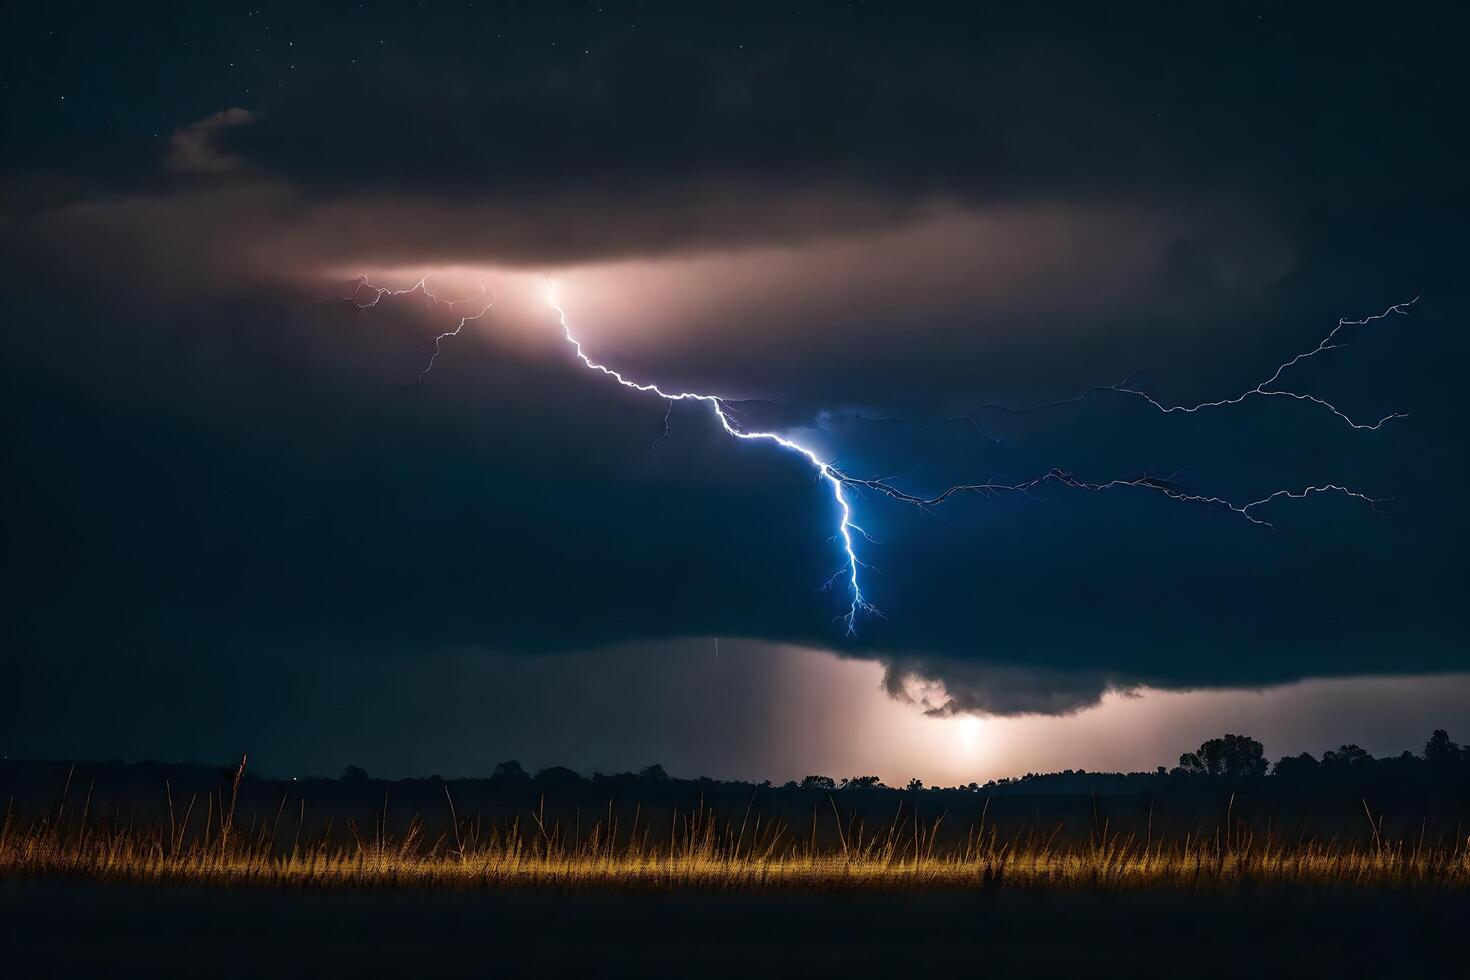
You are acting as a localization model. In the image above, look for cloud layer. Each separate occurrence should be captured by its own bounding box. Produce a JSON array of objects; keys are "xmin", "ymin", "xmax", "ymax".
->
[{"xmin": 2, "ymin": 1, "xmax": 1464, "ymax": 725}]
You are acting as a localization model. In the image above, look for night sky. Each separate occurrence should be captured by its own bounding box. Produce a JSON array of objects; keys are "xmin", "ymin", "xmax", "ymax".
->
[{"xmin": 3, "ymin": 1, "xmax": 1466, "ymax": 781}]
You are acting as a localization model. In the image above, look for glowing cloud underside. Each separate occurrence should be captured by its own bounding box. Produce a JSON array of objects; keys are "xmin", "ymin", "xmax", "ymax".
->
[{"xmin": 349, "ymin": 277, "xmax": 1413, "ymax": 636}]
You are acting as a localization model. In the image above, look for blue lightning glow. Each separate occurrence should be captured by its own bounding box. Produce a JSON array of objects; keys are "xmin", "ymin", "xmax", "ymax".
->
[
  {"xmin": 544, "ymin": 282, "xmax": 877, "ymax": 633},
  {"xmin": 344, "ymin": 275, "xmax": 874, "ymax": 631},
  {"xmin": 349, "ymin": 277, "xmax": 1408, "ymax": 635}
]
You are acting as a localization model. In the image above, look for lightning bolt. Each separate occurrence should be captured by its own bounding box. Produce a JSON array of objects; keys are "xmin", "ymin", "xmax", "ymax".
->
[
  {"xmin": 838, "ymin": 470, "xmax": 1382, "ymax": 529},
  {"xmin": 349, "ymin": 277, "xmax": 1408, "ymax": 634},
  {"xmin": 940, "ymin": 297, "xmax": 1418, "ymax": 432},
  {"xmin": 544, "ymin": 282, "xmax": 878, "ymax": 633},
  {"xmin": 1110, "ymin": 297, "xmax": 1419, "ymax": 430},
  {"xmin": 347, "ymin": 277, "xmax": 495, "ymax": 380}
]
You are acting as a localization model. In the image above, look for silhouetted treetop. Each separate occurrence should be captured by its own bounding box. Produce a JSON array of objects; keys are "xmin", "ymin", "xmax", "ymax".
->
[
  {"xmin": 1425, "ymin": 730, "xmax": 1463, "ymax": 767},
  {"xmin": 1177, "ymin": 734, "xmax": 1267, "ymax": 778},
  {"xmin": 1322, "ymin": 745, "xmax": 1372, "ymax": 768},
  {"xmin": 492, "ymin": 760, "xmax": 530, "ymax": 781},
  {"xmin": 841, "ymin": 776, "xmax": 885, "ymax": 789},
  {"xmin": 534, "ymin": 766, "xmax": 582, "ymax": 784}
]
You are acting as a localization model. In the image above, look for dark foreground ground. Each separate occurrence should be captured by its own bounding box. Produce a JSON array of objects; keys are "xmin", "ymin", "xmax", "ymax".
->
[{"xmin": 2, "ymin": 880, "xmax": 1465, "ymax": 979}]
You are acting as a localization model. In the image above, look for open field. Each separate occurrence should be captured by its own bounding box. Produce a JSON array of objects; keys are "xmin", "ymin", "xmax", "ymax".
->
[
  {"xmin": 4, "ymin": 759, "xmax": 1468, "ymax": 976},
  {"xmin": 5, "ymin": 787, "xmax": 1468, "ymax": 892},
  {"xmin": 10, "ymin": 836, "xmax": 1469, "ymax": 891}
]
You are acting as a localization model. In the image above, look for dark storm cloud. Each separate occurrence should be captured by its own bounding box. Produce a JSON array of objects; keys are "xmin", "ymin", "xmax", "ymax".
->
[
  {"xmin": 11, "ymin": 2, "xmax": 1457, "ymax": 272},
  {"xmin": 214, "ymin": 34, "xmax": 1145, "ymax": 212},
  {"xmin": 4, "ymin": 277, "xmax": 1462, "ymax": 719},
  {"xmin": 202, "ymin": 2, "xmax": 1452, "ymax": 233},
  {"xmin": 2, "ymin": 0, "xmax": 1466, "ymax": 733},
  {"xmin": 1, "ymin": 287, "xmax": 853, "ymax": 656}
]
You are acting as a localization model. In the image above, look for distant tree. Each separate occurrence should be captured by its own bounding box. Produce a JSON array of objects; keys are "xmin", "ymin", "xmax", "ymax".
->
[
  {"xmin": 906, "ymin": 777, "xmax": 924, "ymax": 792},
  {"xmin": 491, "ymin": 760, "xmax": 530, "ymax": 781},
  {"xmin": 1321, "ymin": 744, "xmax": 1373, "ymax": 768},
  {"xmin": 1271, "ymin": 752, "xmax": 1319, "ymax": 779},
  {"xmin": 638, "ymin": 764, "xmax": 670, "ymax": 781},
  {"xmin": 800, "ymin": 775, "xmax": 837, "ymax": 791},
  {"xmin": 534, "ymin": 766, "xmax": 583, "ymax": 784},
  {"xmin": 340, "ymin": 765, "xmax": 370, "ymax": 783},
  {"xmin": 1424, "ymin": 730, "xmax": 1462, "ymax": 766},
  {"xmin": 841, "ymin": 775, "xmax": 884, "ymax": 789},
  {"xmin": 1177, "ymin": 734, "xmax": 1267, "ymax": 777}
]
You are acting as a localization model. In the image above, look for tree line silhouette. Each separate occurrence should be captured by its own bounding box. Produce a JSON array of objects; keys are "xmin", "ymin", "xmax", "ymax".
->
[
  {"xmin": 7, "ymin": 729, "xmax": 1468, "ymax": 795},
  {"xmin": 449, "ymin": 728, "xmax": 1470, "ymax": 793},
  {"xmin": 5, "ymin": 729, "xmax": 1467, "ymax": 851}
]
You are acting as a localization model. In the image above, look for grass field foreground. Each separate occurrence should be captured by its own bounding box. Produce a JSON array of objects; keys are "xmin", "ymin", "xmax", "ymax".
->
[{"xmin": 4, "ymin": 767, "xmax": 1468, "ymax": 892}]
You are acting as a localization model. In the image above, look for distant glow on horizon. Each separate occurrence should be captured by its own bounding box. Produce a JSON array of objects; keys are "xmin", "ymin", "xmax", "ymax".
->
[
  {"xmin": 957, "ymin": 715, "xmax": 984, "ymax": 754},
  {"xmin": 761, "ymin": 647, "xmax": 1470, "ymax": 788}
]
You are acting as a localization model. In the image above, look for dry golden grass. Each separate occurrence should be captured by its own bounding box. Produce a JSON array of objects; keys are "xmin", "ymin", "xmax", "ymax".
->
[{"xmin": 4, "ymin": 769, "xmax": 1468, "ymax": 892}]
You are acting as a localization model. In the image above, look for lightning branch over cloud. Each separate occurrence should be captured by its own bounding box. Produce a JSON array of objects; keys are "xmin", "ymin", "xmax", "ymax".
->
[
  {"xmin": 840, "ymin": 470, "xmax": 1382, "ymax": 529},
  {"xmin": 940, "ymin": 298, "xmax": 1419, "ymax": 432},
  {"xmin": 349, "ymin": 277, "xmax": 1409, "ymax": 634},
  {"xmin": 348, "ymin": 277, "xmax": 494, "ymax": 380},
  {"xmin": 1109, "ymin": 297, "xmax": 1419, "ymax": 430}
]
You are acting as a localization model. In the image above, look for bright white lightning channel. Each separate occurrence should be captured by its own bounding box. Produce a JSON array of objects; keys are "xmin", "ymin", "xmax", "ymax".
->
[
  {"xmin": 543, "ymin": 283, "xmax": 877, "ymax": 634},
  {"xmin": 348, "ymin": 275, "xmax": 874, "ymax": 633},
  {"xmin": 349, "ymin": 277, "xmax": 1410, "ymax": 636}
]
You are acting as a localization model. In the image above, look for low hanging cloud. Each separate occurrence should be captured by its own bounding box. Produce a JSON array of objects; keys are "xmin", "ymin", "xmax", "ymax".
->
[{"xmin": 165, "ymin": 108, "xmax": 256, "ymax": 175}]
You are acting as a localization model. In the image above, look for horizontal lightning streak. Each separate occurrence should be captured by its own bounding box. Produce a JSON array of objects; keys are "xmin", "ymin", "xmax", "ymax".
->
[
  {"xmin": 1110, "ymin": 297, "xmax": 1419, "ymax": 430},
  {"xmin": 839, "ymin": 469, "xmax": 1383, "ymax": 529},
  {"xmin": 925, "ymin": 297, "xmax": 1418, "ymax": 432}
]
